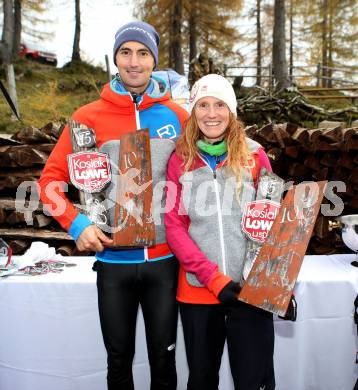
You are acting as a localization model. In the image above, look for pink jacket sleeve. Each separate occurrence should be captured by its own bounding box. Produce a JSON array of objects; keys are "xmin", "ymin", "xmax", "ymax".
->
[
  {"xmin": 165, "ymin": 153, "xmax": 219, "ymax": 286},
  {"xmin": 257, "ymin": 147, "xmax": 272, "ymax": 172}
]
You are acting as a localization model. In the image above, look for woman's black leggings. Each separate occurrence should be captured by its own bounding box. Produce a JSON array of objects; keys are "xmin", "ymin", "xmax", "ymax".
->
[
  {"xmin": 96, "ymin": 258, "xmax": 179, "ymax": 390},
  {"xmin": 180, "ymin": 300, "xmax": 275, "ymax": 390}
]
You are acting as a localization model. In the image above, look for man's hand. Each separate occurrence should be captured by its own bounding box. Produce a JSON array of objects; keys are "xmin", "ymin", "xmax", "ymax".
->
[{"xmin": 76, "ymin": 225, "xmax": 113, "ymax": 252}]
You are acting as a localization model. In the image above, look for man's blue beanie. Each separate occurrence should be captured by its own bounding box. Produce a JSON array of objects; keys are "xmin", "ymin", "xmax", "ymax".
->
[{"xmin": 113, "ymin": 21, "xmax": 160, "ymax": 66}]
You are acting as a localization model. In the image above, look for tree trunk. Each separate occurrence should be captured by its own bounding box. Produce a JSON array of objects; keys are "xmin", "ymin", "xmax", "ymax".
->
[
  {"xmin": 203, "ymin": 29, "xmax": 209, "ymax": 57},
  {"xmin": 256, "ymin": 0, "xmax": 262, "ymax": 86},
  {"xmin": 6, "ymin": 64, "xmax": 19, "ymax": 118},
  {"xmin": 170, "ymin": 0, "xmax": 184, "ymax": 74},
  {"xmin": 12, "ymin": 0, "xmax": 22, "ymax": 58},
  {"xmin": 188, "ymin": 1, "xmax": 198, "ymax": 84},
  {"xmin": 321, "ymin": 0, "xmax": 328, "ymax": 87},
  {"xmin": 272, "ymin": 0, "xmax": 290, "ymax": 91},
  {"xmin": 289, "ymin": 0, "xmax": 293, "ymax": 82},
  {"xmin": 72, "ymin": 0, "xmax": 81, "ymax": 61},
  {"xmin": 327, "ymin": 0, "xmax": 333, "ymax": 88},
  {"xmin": 1, "ymin": 0, "xmax": 14, "ymax": 65},
  {"xmin": 1, "ymin": 0, "xmax": 19, "ymax": 118}
]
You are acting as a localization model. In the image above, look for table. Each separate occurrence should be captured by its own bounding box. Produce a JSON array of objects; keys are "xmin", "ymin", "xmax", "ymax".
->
[{"xmin": 0, "ymin": 254, "xmax": 357, "ymax": 390}]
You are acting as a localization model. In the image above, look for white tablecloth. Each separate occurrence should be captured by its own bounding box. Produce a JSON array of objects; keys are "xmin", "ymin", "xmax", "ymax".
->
[{"xmin": 0, "ymin": 255, "xmax": 357, "ymax": 390}]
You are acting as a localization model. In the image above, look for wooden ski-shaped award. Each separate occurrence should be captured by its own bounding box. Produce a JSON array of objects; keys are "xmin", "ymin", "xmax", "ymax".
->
[
  {"xmin": 112, "ymin": 128, "xmax": 156, "ymax": 247},
  {"xmin": 239, "ymin": 181, "xmax": 326, "ymax": 316}
]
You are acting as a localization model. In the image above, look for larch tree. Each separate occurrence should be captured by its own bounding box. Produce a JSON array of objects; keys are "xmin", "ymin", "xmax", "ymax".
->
[
  {"xmin": 6, "ymin": 0, "xmax": 54, "ymax": 60},
  {"xmin": 134, "ymin": 0, "xmax": 243, "ymax": 78},
  {"xmin": 321, "ymin": 0, "xmax": 328, "ymax": 86},
  {"xmin": 295, "ymin": 0, "xmax": 358, "ymax": 87},
  {"xmin": 188, "ymin": 0, "xmax": 198, "ymax": 70},
  {"xmin": 133, "ymin": 0, "xmax": 174, "ymax": 69},
  {"xmin": 1, "ymin": 0, "xmax": 14, "ymax": 65},
  {"xmin": 239, "ymin": 0, "xmax": 275, "ymax": 88},
  {"xmin": 0, "ymin": 0, "xmax": 53, "ymax": 118},
  {"xmin": 285, "ymin": 0, "xmax": 305, "ymax": 84},
  {"xmin": 72, "ymin": 0, "xmax": 81, "ymax": 61},
  {"xmin": 170, "ymin": 0, "xmax": 184, "ymax": 74},
  {"xmin": 13, "ymin": 0, "xmax": 21, "ymax": 57},
  {"xmin": 272, "ymin": 0, "xmax": 290, "ymax": 90},
  {"xmin": 288, "ymin": 0, "xmax": 293, "ymax": 81},
  {"xmin": 256, "ymin": 0, "xmax": 262, "ymax": 85},
  {"xmin": 70, "ymin": 0, "xmax": 126, "ymax": 64},
  {"xmin": 21, "ymin": 0, "xmax": 53, "ymax": 42},
  {"xmin": 186, "ymin": 1, "xmax": 243, "ymax": 62},
  {"xmin": 0, "ymin": 0, "xmax": 18, "ymax": 117}
]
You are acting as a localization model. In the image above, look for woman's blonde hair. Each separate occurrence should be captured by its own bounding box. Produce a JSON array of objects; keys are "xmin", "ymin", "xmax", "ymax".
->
[{"xmin": 176, "ymin": 111, "xmax": 254, "ymax": 181}]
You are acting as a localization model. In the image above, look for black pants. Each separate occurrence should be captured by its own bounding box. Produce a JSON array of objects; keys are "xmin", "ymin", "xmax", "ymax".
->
[
  {"xmin": 180, "ymin": 300, "xmax": 275, "ymax": 390},
  {"xmin": 97, "ymin": 258, "xmax": 179, "ymax": 390}
]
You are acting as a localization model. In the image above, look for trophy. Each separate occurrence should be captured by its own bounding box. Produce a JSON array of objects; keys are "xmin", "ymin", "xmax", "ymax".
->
[
  {"xmin": 68, "ymin": 121, "xmax": 111, "ymax": 231},
  {"xmin": 68, "ymin": 121, "xmax": 156, "ymax": 246},
  {"xmin": 337, "ymin": 214, "xmax": 358, "ymax": 267},
  {"xmin": 112, "ymin": 128, "xmax": 156, "ymax": 247},
  {"xmin": 239, "ymin": 181, "xmax": 327, "ymax": 316},
  {"xmin": 0, "ymin": 239, "xmax": 17, "ymax": 277},
  {"xmin": 0, "ymin": 238, "xmax": 12, "ymax": 268}
]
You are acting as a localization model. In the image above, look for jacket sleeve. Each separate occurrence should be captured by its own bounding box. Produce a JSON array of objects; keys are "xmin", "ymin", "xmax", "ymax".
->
[
  {"xmin": 37, "ymin": 123, "xmax": 92, "ymax": 236},
  {"xmin": 257, "ymin": 147, "xmax": 272, "ymax": 172},
  {"xmin": 38, "ymin": 101, "xmax": 102, "ymax": 236},
  {"xmin": 165, "ymin": 153, "xmax": 231, "ymax": 293},
  {"xmin": 38, "ymin": 124, "xmax": 78, "ymax": 231}
]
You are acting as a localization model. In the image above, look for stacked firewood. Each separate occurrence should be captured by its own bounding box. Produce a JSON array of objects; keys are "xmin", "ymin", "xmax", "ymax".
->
[
  {"xmin": 0, "ymin": 123, "xmax": 84, "ymax": 256},
  {"xmin": 246, "ymin": 120, "xmax": 358, "ymax": 255},
  {"xmin": 237, "ymin": 89, "xmax": 358, "ymax": 127}
]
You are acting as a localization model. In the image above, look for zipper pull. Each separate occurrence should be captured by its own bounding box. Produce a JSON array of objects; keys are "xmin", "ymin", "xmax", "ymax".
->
[
  {"xmin": 213, "ymin": 156, "xmax": 221, "ymax": 179},
  {"xmin": 131, "ymin": 93, "xmax": 140, "ymax": 110}
]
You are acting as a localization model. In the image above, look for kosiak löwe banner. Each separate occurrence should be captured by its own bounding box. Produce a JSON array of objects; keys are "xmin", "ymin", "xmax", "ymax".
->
[
  {"xmin": 242, "ymin": 169, "xmax": 284, "ymax": 280},
  {"xmin": 68, "ymin": 120, "xmax": 111, "ymax": 230}
]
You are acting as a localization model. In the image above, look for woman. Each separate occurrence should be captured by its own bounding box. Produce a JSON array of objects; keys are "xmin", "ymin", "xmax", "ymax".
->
[{"xmin": 165, "ymin": 74, "xmax": 275, "ymax": 390}]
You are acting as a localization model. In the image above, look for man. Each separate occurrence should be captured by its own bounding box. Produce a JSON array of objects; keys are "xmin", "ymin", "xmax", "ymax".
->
[{"xmin": 38, "ymin": 21, "xmax": 188, "ymax": 390}]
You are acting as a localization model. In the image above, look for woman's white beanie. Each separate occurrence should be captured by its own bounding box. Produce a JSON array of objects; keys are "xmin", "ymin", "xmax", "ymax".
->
[{"xmin": 189, "ymin": 74, "xmax": 237, "ymax": 117}]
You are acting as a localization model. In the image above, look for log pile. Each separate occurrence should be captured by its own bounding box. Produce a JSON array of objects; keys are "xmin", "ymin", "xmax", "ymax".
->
[
  {"xmin": 246, "ymin": 120, "xmax": 358, "ymax": 254},
  {"xmin": 0, "ymin": 123, "xmax": 86, "ymax": 256},
  {"xmin": 237, "ymin": 89, "xmax": 358, "ymax": 128}
]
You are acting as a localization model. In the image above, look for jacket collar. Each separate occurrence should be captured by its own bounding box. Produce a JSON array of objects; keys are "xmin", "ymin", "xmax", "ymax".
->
[{"xmin": 100, "ymin": 75, "xmax": 170, "ymax": 110}]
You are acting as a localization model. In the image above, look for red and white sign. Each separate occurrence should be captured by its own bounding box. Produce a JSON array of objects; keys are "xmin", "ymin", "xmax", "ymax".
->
[
  {"xmin": 242, "ymin": 199, "xmax": 280, "ymax": 243},
  {"xmin": 68, "ymin": 151, "xmax": 111, "ymax": 193}
]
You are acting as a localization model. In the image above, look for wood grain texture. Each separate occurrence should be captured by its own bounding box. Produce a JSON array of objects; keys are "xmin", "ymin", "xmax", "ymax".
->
[
  {"xmin": 113, "ymin": 128, "xmax": 155, "ymax": 247},
  {"xmin": 239, "ymin": 181, "xmax": 326, "ymax": 316}
]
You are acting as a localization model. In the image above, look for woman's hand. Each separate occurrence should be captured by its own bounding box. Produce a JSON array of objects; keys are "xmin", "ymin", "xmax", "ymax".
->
[{"xmin": 218, "ymin": 281, "xmax": 241, "ymax": 304}]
